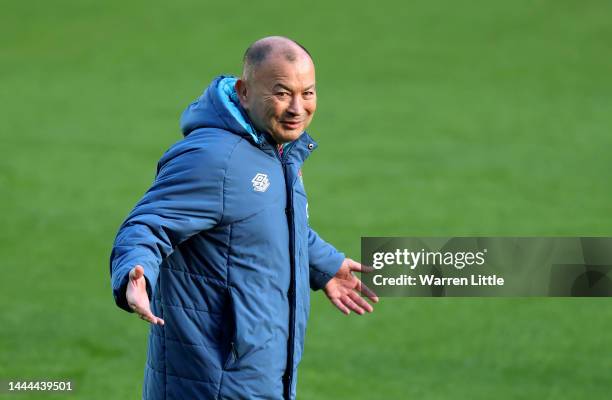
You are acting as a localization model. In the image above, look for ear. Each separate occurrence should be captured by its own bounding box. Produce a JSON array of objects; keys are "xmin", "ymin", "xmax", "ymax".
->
[{"xmin": 235, "ymin": 79, "xmax": 248, "ymax": 109}]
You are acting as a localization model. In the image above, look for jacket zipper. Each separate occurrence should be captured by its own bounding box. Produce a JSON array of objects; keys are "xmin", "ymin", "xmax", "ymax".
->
[
  {"xmin": 285, "ymin": 162, "xmax": 297, "ymax": 399},
  {"xmin": 276, "ymin": 142, "xmax": 296, "ymax": 163},
  {"xmin": 276, "ymin": 141, "xmax": 297, "ymax": 399}
]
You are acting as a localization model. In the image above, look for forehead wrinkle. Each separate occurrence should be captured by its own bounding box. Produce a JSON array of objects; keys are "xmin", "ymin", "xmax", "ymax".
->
[
  {"xmin": 264, "ymin": 55, "xmax": 314, "ymax": 78},
  {"xmin": 254, "ymin": 63, "xmax": 313, "ymax": 92}
]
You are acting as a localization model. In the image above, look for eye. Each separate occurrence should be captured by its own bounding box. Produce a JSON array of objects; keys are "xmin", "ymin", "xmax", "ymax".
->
[
  {"xmin": 276, "ymin": 92, "xmax": 290, "ymax": 98},
  {"xmin": 303, "ymin": 90, "xmax": 315, "ymax": 97}
]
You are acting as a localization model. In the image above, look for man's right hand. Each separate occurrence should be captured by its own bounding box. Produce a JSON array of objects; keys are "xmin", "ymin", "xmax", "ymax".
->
[{"xmin": 126, "ymin": 265, "xmax": 165, "ymax": 325}]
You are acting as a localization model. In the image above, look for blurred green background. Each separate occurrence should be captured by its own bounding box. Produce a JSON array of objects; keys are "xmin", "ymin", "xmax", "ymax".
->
[{"xmin": 1, "ymin": 0, "xmax": 611, "ymax": 398}]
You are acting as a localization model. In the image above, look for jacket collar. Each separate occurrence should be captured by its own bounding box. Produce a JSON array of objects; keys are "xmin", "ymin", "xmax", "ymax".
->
[{"xmin": 259, "ymin": 131, "xmax": 318, "ymax": 165}]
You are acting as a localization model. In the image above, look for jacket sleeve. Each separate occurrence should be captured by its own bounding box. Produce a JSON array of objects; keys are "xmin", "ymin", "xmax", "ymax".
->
[
  {"xmin": 110, "ymin": 144, "xmax": 226, "ymax": 312},
  {"xmin": 308, "ymin": 227, "xmax": 345, "ymax": 291}
]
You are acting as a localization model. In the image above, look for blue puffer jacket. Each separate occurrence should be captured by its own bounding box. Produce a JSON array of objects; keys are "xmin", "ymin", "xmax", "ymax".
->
[{"xmin": 110, "ymin": 75, "xmax": 345, "ymax": 399}]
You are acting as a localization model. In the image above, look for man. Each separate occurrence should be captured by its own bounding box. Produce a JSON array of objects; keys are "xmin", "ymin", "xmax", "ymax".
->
[{"xmin": 110, "ymin": 36, "xmax": 378, "ymax": 399}]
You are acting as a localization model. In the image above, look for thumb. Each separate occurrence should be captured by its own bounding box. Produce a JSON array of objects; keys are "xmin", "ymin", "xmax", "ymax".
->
[
  {"xmin": 129, "ymin": 265, "xmax": 145, "ymax": 281},
  {"xmin": 347, "ymin": 259, "xmax": 374, "ymax": 273}
]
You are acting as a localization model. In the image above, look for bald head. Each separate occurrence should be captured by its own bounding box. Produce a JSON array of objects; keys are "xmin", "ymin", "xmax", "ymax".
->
[{"xmin": 242, "ymin": 36, "xmax": 313, "ymax": 81}]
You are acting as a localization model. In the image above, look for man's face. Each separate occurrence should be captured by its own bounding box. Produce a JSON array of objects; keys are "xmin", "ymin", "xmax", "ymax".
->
[{"xmin": 236, "ymin": 55, "xmax": 316, "ymax": 144}]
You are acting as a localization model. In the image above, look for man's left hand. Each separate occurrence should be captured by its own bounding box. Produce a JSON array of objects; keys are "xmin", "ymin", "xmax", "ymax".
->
[{"xmin": 323, "ymin": 258, "xmax": 379, "ymax": 315}]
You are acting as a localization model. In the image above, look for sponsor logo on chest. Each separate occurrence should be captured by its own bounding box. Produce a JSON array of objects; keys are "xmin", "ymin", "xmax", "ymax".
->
[{"xmin": 251, "ymin": 173, "xmax": 270, "ymax": 192}]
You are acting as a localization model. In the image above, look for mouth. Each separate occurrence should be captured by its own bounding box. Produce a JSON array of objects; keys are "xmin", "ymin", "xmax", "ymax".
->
[{"xmin": 280, "ymin": 120, "xmax": 302, "ymax": 130}]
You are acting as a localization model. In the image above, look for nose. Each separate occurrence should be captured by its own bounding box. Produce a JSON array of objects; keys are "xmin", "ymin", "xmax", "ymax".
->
[{"xmin": 286, "ymin": 95, "xmax": 304, "ymax": 116}]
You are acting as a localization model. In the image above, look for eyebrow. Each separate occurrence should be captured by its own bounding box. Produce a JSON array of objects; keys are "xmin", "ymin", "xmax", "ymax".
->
[{"xmin": 273, "ymin": 83, "xmax": 316, "ymax": 91}]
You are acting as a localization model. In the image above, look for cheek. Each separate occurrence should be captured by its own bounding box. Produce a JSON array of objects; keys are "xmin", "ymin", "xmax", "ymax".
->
[
  {"xmin": 264, "ymin": 100, "xmax": 284, "ymax": 119},
  {"xmin": 305, "ymin": 101, "xmax": 317, "ymax": 116}
]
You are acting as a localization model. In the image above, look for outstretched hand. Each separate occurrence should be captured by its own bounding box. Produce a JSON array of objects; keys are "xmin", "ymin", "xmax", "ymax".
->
[
  {"xmin": 323, "ymin": 258, "xmax": 379, "ymax": 315},
  {"xmin": 126, "ymin": 265, "xmax": 165, "ymax": 325}
]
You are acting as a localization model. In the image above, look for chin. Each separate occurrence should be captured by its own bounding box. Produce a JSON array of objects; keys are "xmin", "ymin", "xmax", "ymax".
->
[
  {"xmin": 273, "ymin": 129, "xmax": 303, "ymax": 144},
  {"xmin": 286, "ymin": 131, "xmax": 304, "ymax": 142}
]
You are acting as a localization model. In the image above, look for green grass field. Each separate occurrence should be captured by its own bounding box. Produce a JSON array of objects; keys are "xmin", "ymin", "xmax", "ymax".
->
[{"xmin": 2, "ymin": 0, "xmax": 611, "ymax": 398}]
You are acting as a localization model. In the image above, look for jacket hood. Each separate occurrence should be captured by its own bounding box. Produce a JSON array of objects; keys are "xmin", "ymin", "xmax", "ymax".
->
[{"xmin": 180, "ymin": 75, "xmax": 264, "ymax": 144}]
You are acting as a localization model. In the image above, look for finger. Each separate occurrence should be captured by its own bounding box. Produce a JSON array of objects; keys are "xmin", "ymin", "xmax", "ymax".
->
[
  {"xmin": 142, "ymin": 313, "xmax": 165, "ymax": 325},
  {"xmin": 129, "ymin": 301, "xmax": 157, "ymax": 323},
  {"xmin": 348, "ymin": 290, "xmax": 373, "ymax": 313},
  {"xmin": 138, "ymin": 310, "xmax": 156, "ymax": 324},
  {"xmin": 128, "ymin": 300, "xmax": 149, "ymax": 317},
  {"xmin": 356, "ymin": 279, "xmax": 379, "ymax": 303},
  {"xmin": 152, "ymin": 316, "xmax": 165, "ymax": 326},
  {"xmin": 360, "ymin": 265, "xmax": 375, "ymax": 273},
  {"xmin": 348, "ymin": 260, "xmax": 375, "ymax": 274},
  {"xmin": 129, "ymin": 265, "xmax": 145, "ymax": 280},
  {"xmin": 137, "ymin": 309, "xmax": 165, "ymax": 325},
  {"xmin": 331, "ymin": 297, "xmax": 351, "ymax": 315},
  {"xmin": 341, "ymin": 295, "xmax": 365, "ymax": 315}
]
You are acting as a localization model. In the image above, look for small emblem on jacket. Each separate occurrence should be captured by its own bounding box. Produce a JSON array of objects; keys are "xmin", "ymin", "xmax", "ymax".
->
[{"xmin": 252, "ymin": 173, "xmax": 270, "ymax": 192}]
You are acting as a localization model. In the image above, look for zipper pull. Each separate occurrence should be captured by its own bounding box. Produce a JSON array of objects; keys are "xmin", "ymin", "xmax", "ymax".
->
[
  {"xmin": 225, "ymin": 341, "xmax": 238, "ymax": 369},
  {"xmin": 230, "ymin": 342, "xmax": 238, "ymax": 361}
]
